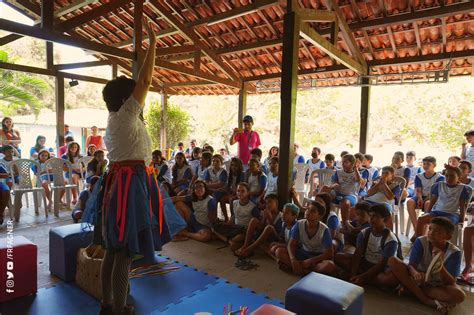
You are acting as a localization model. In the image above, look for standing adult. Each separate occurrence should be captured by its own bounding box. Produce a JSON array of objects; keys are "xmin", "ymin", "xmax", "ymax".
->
[
  {"xmin": 85, "ymin": 125, "xmax": 105, "ymax": 150},
  {"xmin": 64, "ymin": 124, "xmax": 74, "ymax": 138},
  {"xmin": 229, "ymin": 115, "xmax": 261, "ymax": 166},
  {"xmin": 0, "ymin": 117, "xmax": 21, "ymax": 157},
  {"xmin": 92, "ymin": 21, "xmax": 184, "ymax": 315},
  {"xmin": 30, "ymin": 135, "xmax": 55, "ymax": 159}
]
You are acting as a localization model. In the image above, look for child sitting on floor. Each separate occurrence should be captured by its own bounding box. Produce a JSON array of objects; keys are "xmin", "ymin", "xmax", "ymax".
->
[
  {"xmin": 407, "ymin": 156, "xmax": 445, "ymax": 237},
  {"xmin": 72, "ymin": 176, "xmax": 99, "ymax": 223},
  {"xmin": 220, "ymin": 157, "xmax": 244, "ymax": 221},
  {"xmin": 191, "ymin": 151, "xmax": 212, "ymax": 185},
  {"xmin": 171, "ymin": 180, "xmax": 217, "ymax": 242},
  {"xmin": 269, "ymin": 203, "xmax": 300, "ymax": 259},
  {"xmin": 413, "ymin": 166, "xmax": 472, "ymax": 239},
  {"xmin": 204, "ymin": 154, "xmax": 228, "ymax": 219},
  {"xmin": 276, "ymin": 200, "xmax": 336, "ymax": 276},
  {"xmin": 335, "ymin": 204, "xmax": 400, "ymax": 287},
  {"xmin": 264, "ymin": 156, "xmax": 279, "ymax": 199},
  {"xmin": 316, "ymin": 192, "xmax": 344, "ymax": 253},
  {"xmin": 250, "ymin": 148, "xmax": 267, "ymax": 174},
  {"xmin": 340, "ymin": 202, "xmax": 371, "ymax": 247},
  {"xmin": 335, "ymin": 151, "xmax": 349, "ymax": 169},
  {"xmin": 236, "ymin": 193, "xmax": 280, "ymax": 257},
  {"xmin": 171, "ymin": 152, "xmax": 193, "ymax": 196},
  {"xmin": 322, "ymin": 154, "xmax": 362, "ymax": 227},
  {"xmin": 188, "ymin": 147, "xmax": 202, "ymax": 173},
  {"xmin": 213, "ymin": 182, "xmax": 260, "ymax": 252},
  {"xmin": 389, "ymin": 217, "xmax": 465, "ymax": 313},
  {"xmin": 391, "ymin": 151, "xmax": 410, "ymax": 201}
]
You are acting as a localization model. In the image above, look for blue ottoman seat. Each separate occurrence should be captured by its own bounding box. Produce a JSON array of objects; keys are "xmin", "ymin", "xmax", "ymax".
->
[
  {"xmin": 285, "ymin": 272, "xmax": 364, "ymax": 315},
  {"xmin": 49, "ymin": 223, "xmax": 94, "ymax": 281}
]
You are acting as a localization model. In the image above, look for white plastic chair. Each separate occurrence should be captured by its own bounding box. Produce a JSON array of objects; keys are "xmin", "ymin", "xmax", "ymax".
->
[
  {"xmin": 308, "ymin": 169, "xmax": 335, "ymax": 197},
  {"xmin": 78, "ymin": 156, "xmax": 93, "ymax": 190},
  {"xmin": 10, "ymin": 159, "xmax": 47, "ymax": 222},
  {"xmin": 294, "ymin": 164, "xmax": 311, "ymax": 203},
  {"xmin": 44, "ymin": 158, "xmax": 78, "ymax": 216},
  {"xmin": 392, "ymin": 176, "xmax": 406, "ymax": 236}
]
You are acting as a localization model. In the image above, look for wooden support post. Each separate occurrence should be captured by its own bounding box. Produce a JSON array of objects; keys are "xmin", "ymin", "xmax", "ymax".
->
[
  {"xmin": 41, "ymin": 0, "xmax": 54, "ymax": 29},
  {"xmin": 160, "ymin": 92, "xmax": 168, "ymax": 153},
  {"xmin": 46, "ymin": 42, "xmax": 54, "ymax": 69},
  {"xmin": 55, "ymin": 74, "xmax": 65, "ymax": 150},
  {"xmin": 132, "ymin": 0, "xmax": 143, "ymax": 80},
  {"xmin": 112, "ymin": 63, "xmax": 118, "ymax": 78},
  {"xmin": 330, "ymin": 20, "xmax": 338, "ymax": 45},
  {"xmin": 359, "ymin": 76, "xmax": 370, "ymax": 153},
  {"xmin": 238, "ymin": 82, "xmax": 248, "ymax": 129},
  {"xmin": 278, "ymin": 4, "xmax": 300, "ymax": 207}
]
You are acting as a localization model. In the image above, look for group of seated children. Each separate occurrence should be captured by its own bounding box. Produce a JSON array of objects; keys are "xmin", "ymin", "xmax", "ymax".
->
[{"xmin": 161, "ymin": 138, "xmax": 473, "ymax": 314}]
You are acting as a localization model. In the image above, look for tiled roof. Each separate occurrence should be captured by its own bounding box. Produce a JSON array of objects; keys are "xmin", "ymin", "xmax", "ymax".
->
[{"xmin": 7, "ymin": 0, "xmax": 473, "ymax": 94}]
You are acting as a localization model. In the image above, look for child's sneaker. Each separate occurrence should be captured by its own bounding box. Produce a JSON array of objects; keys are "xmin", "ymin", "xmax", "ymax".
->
[{"xmin": 425, "ymin": 251, "xmax": 444, "ymax": 283}]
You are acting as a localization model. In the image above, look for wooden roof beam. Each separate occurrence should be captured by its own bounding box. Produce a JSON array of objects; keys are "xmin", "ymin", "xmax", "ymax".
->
[
  {"xmin": 326, "ymin": 0, "xmax": 367, "ymax": 72},
  {"xmin": 154, "ymin": 59, "xmax": 240, "ymax": 88},
  {"xmin": 54, "ymin": 60, "xmax": 111, "ymax": 70},
  {"xmin": 299, "ymin": 23, "xmax": 366, "ymax": 74},
  {"xmin": 156, "ymin": 45, "xmax": 198, "ymax": 56},
  {"xmin": 150, "ymin": 0, "xmax": 239, "ymax": 82},
  {"xmin": 295, "ymin": 9, "xmax": 336, "ymax": 22},
  {"xmin": 0, "ymin": 18, "xmax": 134, "ymax": 59},
  {"xmin": 54, "ymin": 0, "xmax": 97, "ymax": 17},
  {"xmin": 163, "ymin": 80, "xmax": 216, "ymax": 88}
]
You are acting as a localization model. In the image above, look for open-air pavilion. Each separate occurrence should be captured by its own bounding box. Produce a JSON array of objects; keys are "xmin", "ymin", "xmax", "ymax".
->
[{"xmin": 0, "ymin": 1, "xmax": 473, "ymax": 314}]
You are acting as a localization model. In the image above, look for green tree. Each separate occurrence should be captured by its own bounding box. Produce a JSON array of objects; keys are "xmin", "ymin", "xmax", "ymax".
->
[
  {"xmin": 145, "ymin": 101, "xmax": 190, "ymax": 150},
  {"xmin": 0, "ymin": 49, "xmax": 50, "ymax": 116}
]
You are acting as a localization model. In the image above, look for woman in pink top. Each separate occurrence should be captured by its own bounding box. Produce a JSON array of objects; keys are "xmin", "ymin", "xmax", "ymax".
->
[
  {"xmin": 85, "ymin": 125, "xmax": 104, "ymax": 150},
  {"xmin": 229, "ymin": 115, "xmax": 261, "ymax": 166}
]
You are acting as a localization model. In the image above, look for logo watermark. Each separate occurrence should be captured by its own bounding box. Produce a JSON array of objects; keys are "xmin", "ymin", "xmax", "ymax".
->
[{"xmin": 5, "ymin": 219, "xmax": 14, "ymax": 294}]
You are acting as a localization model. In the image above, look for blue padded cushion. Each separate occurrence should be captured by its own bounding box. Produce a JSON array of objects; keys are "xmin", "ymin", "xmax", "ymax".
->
[
  {"xmin": 285, "ymin": 272, "xmax": 364, "ymax": 315},
  {"xmin": 49, "ymin": 224, "xmax": 94, "ymax": 282}
]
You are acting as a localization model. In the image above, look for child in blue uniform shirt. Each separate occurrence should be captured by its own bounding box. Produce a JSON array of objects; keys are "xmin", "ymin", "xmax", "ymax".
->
[
  {"xmin": 389, "ymin": 217, "xmax": 464, "ymax": 313},
  {"xmin": 276, "ymin": 200, "xmax": 335, "ymax": 276}
]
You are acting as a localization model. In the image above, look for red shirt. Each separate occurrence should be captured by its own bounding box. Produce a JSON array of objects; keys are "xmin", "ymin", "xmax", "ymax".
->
[
  {"xmin": 87, "ymin": 135, "xmax": 103, "ymax": 149},
  {"xmin": 235, "ymin": 130, "xmax": 261, "ymax": 165}
]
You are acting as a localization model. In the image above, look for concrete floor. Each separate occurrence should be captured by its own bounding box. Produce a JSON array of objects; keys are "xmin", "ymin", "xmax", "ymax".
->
[{"xmin": 1, "ymin": 197, "xmax": 473, "ymax": 315}]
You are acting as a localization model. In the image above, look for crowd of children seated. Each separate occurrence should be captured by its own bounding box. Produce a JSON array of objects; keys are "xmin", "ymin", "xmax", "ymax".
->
[{"xmin": 156, "ymin": 128, "xmax": 474, "ymax": 314}]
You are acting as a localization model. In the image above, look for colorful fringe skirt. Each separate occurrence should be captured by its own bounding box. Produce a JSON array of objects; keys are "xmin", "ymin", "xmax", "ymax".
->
[{"xmin": 81, "ymin": 160, "xmax": 186, "ymax": 263}]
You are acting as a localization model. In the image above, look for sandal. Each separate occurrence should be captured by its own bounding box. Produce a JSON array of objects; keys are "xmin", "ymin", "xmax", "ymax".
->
[{"xmin": 234, "ymin": 258, "xmax": 258, "ymax": 270}]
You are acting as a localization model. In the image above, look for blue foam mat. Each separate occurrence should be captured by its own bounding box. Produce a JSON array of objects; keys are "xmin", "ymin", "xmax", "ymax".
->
[
  {"xmin": 156, "ymin": 279, "xmax": 284, "ymax": 315},
  {"xmin": 0, "ymin": 255, "xmax": 220, "ymax": 315}
]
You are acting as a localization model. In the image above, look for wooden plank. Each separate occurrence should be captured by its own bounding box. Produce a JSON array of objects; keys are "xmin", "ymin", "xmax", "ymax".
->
[
  {"xmin": 54, "ymin": 60, "xmax": 110, "ymax": 70},
  {"xmin": 299, "ymin": 23, "xmax": 366, "ymax": 74},
  {"xmin": 295, "ymin": 9, "xmax": 336, "ymax": 22},
  {"xmin": 56, "ymin": 0, "xmax": 131, "ymax": 31},
  {"xmin": 163, "ymin": 80, "xmax": 214, "ymax": 87},
  {"xmin": 330, "ymin": 20, "xmax": 338, "ymax": 45},
  {"xmin": 160, "ymin": 92, "xmax": 168, "ymax": 152},
  {"xmin": 278, "ymin": 8, "xmax": 300, "ymax": 207},
  {"xmin": 150, "ymin": 0, "xmax": 239, "ymax": 82},
  {"xmin": 61, "ymin": 72, "xmax": 109, "ymax": 84},
  {"xmin": 189, "ymin": 0, "xmax": 280, "ymax": 27},
  {"xmin": 0, "ymin": 18, "xmax": 134, "ymax": 59},
  {"xmin": 194, "ymin": 49, "xmax": 201, "ymax": 72},
  {"xmin": 326, "ymin": 0, "xmax": 367, "ymax": 72},
  {"xmin": 156, "ymin": 45, "xmax": 197, "ymax": 56},
  {"xmin": 112, "ymin": 63, "xmax": 118, "ymax": 78},
  {"xmin": 54, "ymin": 0, "xmax": 97, "ymax": 17},
  {"xmin": 154, "ymin": 59, "xmax": 240, "ymax": 88}
]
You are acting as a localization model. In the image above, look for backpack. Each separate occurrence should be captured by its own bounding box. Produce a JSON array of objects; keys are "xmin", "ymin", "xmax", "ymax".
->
[{"xmin": 362, "ymin": 227, "xmax": 403, "ymax": 260}]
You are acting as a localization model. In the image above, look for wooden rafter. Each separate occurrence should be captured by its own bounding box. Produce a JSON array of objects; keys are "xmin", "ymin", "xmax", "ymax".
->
[
  {"xmin": 299, "ymin": 23, "xmax": 365, "ymax": 74},
  {"xmin": 326, "ymin": 0, "xmax": 367, "ymax": 72},
  {"xmin": 54, "ymin": 60, "xmax": 110, "ymax": 70},
  {"xmin": 296, "ymin": 9, "xmax": 336, "ymax": 22},
  {"xmin": 0, "ymin": 18, "xmax": 133, "ymax": 59},
  {"xmin": 156, "ymin": 45, "xmax": 197, "ymax": 56},
  {"xmin": 149, "ymin": 0, "xmax": 239, "ymax": 82},
  {"xmin": 54, "ymin": 0, "xmax": 97, "ymax": 18},
  {"xmin": 350, "ymin": 0, "xmax": 373, "ymax": 58}
]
